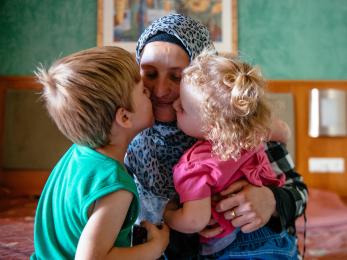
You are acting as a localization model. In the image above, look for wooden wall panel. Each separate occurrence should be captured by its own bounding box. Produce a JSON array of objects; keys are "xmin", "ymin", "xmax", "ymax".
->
[
  {"xmin": 268, "ymin": 80, "xmax": 347, "ymax": 197},
  {"xmin": 0, "ymin": 77, "xmax": 51, "ymax": 196},
  {"xmin": 1, "ymin": 77, "xmax": 347, "ymax": 196}
]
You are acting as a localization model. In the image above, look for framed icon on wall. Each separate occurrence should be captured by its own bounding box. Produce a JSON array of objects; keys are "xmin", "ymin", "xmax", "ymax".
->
[{"xmin": 97, "ymin": 0, "xmax": 238, "ymax": 54}]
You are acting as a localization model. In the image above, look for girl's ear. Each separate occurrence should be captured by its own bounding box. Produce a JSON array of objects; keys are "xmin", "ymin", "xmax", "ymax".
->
[{"xmin": 114, "ymin": 107, "xmax": 133, "ymax": 128}]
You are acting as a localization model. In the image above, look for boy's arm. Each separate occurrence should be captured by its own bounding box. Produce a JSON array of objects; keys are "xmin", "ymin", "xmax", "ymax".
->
[
  {"xmin": 164, "ymin": 197, "xmax": 211, "ymax": 234},
  {"xmin": 75, "ymin": 190, "xmax": 169, "ymax": 260}
]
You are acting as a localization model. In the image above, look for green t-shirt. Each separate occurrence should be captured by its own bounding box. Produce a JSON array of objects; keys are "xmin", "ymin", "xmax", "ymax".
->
[{"xmin": 31, "ymin": 144, "xmax": 139, "ymax": 259}]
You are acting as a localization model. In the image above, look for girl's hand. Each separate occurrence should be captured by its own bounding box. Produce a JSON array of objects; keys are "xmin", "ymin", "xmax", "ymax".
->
[
  {"xmin": 270, "ymin": 118, "xmax": 291, "ymax": 144},
  {"xmin": 199, "ymin": 218, "xmax": 224, "ymax": 238},
  {"xmin": 141, "ymin": 221, "xmax": 170, "ymax": 256},
  {"xmin": 165, "ymin": 198, "xmax": 179, "ymax": 211}
]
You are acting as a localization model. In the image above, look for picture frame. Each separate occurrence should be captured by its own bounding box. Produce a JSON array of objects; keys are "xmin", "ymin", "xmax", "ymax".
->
[{"xmin": 97, "ymin": 0, "xmax": 238, "ymax": 55}]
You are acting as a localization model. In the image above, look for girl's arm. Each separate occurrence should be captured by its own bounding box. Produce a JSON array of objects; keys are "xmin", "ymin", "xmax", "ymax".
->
[
  {"xmin": 75, "ymin": 190, "xmax": 169, "ymax": 260},
  {"xmin": 269, "ymin": 117, "xmax": 291, "ymax": 144},
  {"xmin": 164, "ymin": 197, "xmax": 211, "ymax": 234}
]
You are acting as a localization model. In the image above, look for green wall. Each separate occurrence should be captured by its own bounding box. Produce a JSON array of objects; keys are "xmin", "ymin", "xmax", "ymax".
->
[
  {"xmin": 1, "ymin": 0, "xmax": 346, "ymax": 79},
  {"xmin": 0, "ymin": 0, "xmax": 97, "ymax": 75},
  {"xmin": 239, "ymin": 0, "xmax": 347, "ymax": 79}
]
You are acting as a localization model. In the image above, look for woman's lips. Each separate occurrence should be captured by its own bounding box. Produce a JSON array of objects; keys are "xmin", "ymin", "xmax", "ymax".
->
[{"xmin": 151, "ymin": 99, "xmax": 174, "ymax": 106}]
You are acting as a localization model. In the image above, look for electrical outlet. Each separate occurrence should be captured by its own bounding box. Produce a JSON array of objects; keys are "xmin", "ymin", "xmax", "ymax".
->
[{"xmin": 308, "ymin": 157, "xmax": 345, "ymax": 173}]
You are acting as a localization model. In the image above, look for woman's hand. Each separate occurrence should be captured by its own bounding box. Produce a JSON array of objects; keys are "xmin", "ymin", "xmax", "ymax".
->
[{"xmin": 200, "ymin": 180, "xmax": 276, "ymax": 238}]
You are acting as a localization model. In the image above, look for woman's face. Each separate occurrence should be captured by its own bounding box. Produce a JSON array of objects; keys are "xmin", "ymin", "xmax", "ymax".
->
[{"xmin": 139, "ymin": 41, "xmax": 190, "ymax": 122}]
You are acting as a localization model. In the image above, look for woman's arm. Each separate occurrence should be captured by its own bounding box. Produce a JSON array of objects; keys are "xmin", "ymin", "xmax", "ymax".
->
[
  {"xmin": 164, "ymin": 197, "xmax": 211, "ymax": 234},
  {"xmin": 75, "ymin": 190, "xmax": 169, "ymax": 260},
  {"xmin": 264, "ymin": 141, "xmax": 308, "ymax": 229}
]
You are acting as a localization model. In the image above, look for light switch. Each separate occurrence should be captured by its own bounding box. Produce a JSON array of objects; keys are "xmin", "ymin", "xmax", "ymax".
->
[{"xmin": 308, "ymin": 157, "xmax": 345, "ymax": 173}]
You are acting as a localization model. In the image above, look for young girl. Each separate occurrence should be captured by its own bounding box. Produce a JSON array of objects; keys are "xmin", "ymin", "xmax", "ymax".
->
[
  {"xmin": 31, "ymin": 46, "xmax": 169, "ymax": 259},
  {"xmin": 164, "ymin": 50, "xmax": 297, "ymax": 259}
]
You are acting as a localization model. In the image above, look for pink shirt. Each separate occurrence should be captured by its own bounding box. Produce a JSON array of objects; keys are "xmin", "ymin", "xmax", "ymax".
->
[{"xmin": 173, "ymin": 140, "xmax": 285, "ymax": 240}]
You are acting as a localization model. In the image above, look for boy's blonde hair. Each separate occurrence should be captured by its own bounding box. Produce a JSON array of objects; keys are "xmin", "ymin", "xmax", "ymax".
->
[
  {"xmin": 36, "ymin": 46, "xmax": 141, "ymax": 148},
  {"xmin": 183, "ymin": 49, "xmax": 272, "ymax": 160}
]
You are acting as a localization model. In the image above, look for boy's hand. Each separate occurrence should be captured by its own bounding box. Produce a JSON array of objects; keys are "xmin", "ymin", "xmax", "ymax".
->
[{"xmin": 141, "ymin": 221, "xmax": 169, "ymax": 256}]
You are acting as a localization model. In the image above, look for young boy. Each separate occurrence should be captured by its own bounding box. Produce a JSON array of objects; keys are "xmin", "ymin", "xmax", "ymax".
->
[{"xmin": 31, "ymin": 46, "xmax": 169, "ymax": 259}]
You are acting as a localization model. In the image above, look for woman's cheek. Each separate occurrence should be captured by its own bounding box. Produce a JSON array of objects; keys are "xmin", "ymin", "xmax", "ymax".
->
[{"xmin": 142, "ymin": 78, "xmax": 153, "ymax": 93}]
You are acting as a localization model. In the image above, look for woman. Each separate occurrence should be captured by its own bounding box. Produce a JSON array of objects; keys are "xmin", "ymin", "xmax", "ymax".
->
[{"xmin": 125, "ymin": 13, "xmax": 307, "ymax": 259}]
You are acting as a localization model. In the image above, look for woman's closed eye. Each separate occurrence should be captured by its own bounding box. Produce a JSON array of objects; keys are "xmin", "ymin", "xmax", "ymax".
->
[
  {"xmin": 170, "ymin": 73, "xmax": 182, "ymax": 83},
  {"xmin": 144, "ymin": 71, "xmax": 157, "ymax": 80}
]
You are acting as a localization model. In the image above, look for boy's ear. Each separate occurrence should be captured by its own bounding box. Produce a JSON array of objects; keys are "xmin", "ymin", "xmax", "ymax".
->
[{"xmin": 115, "ymin": 107, "xmax": 133, "ymax": 128}]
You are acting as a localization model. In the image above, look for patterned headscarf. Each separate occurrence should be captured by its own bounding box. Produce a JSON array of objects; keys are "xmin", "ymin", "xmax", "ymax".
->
[{"xmin": 136, "ymin": 13, "xmax": 215, "ymax": 62}]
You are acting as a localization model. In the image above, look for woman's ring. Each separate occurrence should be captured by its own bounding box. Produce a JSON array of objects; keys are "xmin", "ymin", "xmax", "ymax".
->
[{"xmin": 231, "ymin": 209, "xmax": 236, "ymax": 218}]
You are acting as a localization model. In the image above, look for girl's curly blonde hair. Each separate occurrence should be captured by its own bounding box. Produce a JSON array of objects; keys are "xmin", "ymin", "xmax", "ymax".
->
[{"xmin": 182, "ymin": 49, "xmax": 272, "ymax": 160}]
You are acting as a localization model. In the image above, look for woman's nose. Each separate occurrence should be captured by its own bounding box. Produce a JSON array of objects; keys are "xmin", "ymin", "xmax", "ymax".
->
[{"xmin": 152, "ymin": 78, "xmax": 170, "ymax": 98}]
